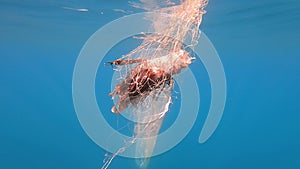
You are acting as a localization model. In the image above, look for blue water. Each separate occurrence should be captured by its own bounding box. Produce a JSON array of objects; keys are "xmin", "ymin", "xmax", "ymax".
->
[{"xmin": 1, "ymin": 0, "xmax": 300, "ymax": 169}]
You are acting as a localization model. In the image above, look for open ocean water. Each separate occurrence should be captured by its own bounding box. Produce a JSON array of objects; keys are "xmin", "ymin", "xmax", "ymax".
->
[{"xmin": 1, "ymin": 0, "xmax": 300, "ymax": 169}]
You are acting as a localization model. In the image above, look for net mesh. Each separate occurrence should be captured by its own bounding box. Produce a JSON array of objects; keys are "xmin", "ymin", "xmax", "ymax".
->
[{"xmin": 102, "ymin": 0, "xmax": 209, "ymax": 168}]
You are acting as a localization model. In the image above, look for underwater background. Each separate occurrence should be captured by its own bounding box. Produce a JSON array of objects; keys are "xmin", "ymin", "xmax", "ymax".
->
[{"xmin": 1, "ymin": 0, "xmax": 299, "ymax": 169}]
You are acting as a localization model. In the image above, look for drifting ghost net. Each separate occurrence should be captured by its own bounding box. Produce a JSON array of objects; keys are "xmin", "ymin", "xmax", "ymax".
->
[{"xmin": 102, "ymin": 0, "xmax": 208, "ymax": 168}]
